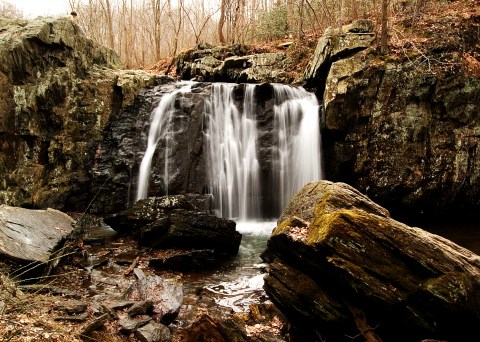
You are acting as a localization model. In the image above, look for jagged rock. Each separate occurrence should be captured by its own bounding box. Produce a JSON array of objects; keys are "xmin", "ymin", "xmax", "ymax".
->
[
  {"xmin": 315, "ymin": 14, "xmax": 480, "ymax": 219},
  {"xmin": 149, "ymin": 249, "xmax": 218, "ymax": 271},
  {"xmin": 180, "ymin": 314, "xmax": 248, "ymax": 342},
  {"xmin": 302, "ymin": 19, "xmax": 375, "ymax": 87},
  {"xmin": 179, "ymin": 304, "xmax": 287, "ymax": 342},
  {"xmin": 0, "ymin": 205, "xmax": 75, "ymax": 276},
  {"xmin": 128, "ymin": 300, "xmax": 154, "ymax": 317},
  {"xmin": 176, "ymin": 44, "xmax": 292, "ymax": 83},
  {"xmin": 78, "ymin": 313, "xmax": 111, "ymax": 338},
  {"xmin": 102, "ymin": 300, "xmax": 136, "ymax": 311},
  {"xmin": 118, "ymin": 315, "xmax": 151, "ymax": 334},
  {"xmin": 135, "ymin": 321, "xmax": 171, "ymax": 342},
  {"xmin": 54, "ymin": 312, "xmax": 88, "ymax": 322},
  {"xmin": 125, "ymin": 270, "xmax": 183, "ymax": 325},
  {"xmin": 262, "ymin": 180, "xmax": 480, "ymax": 341}
]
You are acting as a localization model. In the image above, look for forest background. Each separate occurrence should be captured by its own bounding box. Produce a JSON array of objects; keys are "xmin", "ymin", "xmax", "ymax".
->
[{"xmin": 1, "ymin": 0, "xmax": 441, "ymax": 71}]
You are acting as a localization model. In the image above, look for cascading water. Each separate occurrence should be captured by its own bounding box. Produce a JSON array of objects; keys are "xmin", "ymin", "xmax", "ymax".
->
[
  {"xmin": 272, "ymin": 84, "xmax": 323, "ymax": 211},
  {"xmin": 205, "ymin": 83, "xmax": 322, "ymax": 220},
  {"xmin": 204, "ymin": 83, "xmax": 261, "ymax": 220},
  {"xmin": 136, "ymin": 83, "xmax": 193, "ymax": 201}
]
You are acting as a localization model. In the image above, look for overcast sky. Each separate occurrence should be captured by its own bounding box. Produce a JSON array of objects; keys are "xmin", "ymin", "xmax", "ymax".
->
[{"xmin": 9, "ymin": 0, "xmax": 71, "ymax": 18}]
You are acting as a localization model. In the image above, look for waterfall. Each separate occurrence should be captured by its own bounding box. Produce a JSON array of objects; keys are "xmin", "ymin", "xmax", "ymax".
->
[
  {"xmin": 136, "ymin": 83, "xmax": 193, "ymax": 201},
  {"xmin": 205, "ymin": 83, "xmax": 261, "ymax": 220},
  {"xmin": 205, "ymin": 83, "xmax": 322, "ymax": 219},
  {"xmin": 136, "ymin": 81, "xmax": 322, "ymax": 219},
  {"xmin": 272, "ymin": 84, "xmax": 323, "ymax": 211}
]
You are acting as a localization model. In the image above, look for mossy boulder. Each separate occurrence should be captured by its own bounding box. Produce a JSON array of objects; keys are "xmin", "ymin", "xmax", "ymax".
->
[{"xmin": 262, "ymin": 180, "xmax": 480, "ymax": 341}]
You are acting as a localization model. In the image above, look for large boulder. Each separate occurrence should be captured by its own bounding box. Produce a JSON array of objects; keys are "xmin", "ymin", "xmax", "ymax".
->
[
  {"xmin": 105, "ymin": 195, "xmax": 242, "ymax": 259},
  {"xmin": 0, "ymin": 205, "xmax": 75, "ymax": 276},
  {"xmin": 262, "ymin": 181, "xmax": 480, "ymax": 341},
  {"xmin": 0, "ymin": 16, "xmax": 162, "ymax": 211}
]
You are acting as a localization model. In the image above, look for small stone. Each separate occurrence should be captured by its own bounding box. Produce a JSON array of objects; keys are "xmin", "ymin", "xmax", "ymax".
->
[
  {"xmin": 103, "ymin": 299, "xmax": 136, "ymax": 311},
  {"xmin": 128, "ymin": 300, "xmax": 154, "ymax": 317},
  {"xmin": 118, "ymin": 315, "xmax": 151, "ymax": 334},
  {"xmin": 54, "ymin": 312, "xmax": 88, "ymax": 322},
  {"xmin": 53, "ymin": 300, "xmax": 88, "ymax": 315}
]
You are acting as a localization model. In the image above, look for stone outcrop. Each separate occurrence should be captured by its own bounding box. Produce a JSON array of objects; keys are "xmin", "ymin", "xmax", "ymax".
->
[
  {"xmin": 0, "ymin": 205, "xmax": 76, "ymax": 276},
  {"xmin": 176, "ymin": 43, "xmax": 292, "ymax": 83},
  {"xmin": 105, "ymin": 195, "xmax": 242, "ymax": 260},
  {"xmin": 303, "ymin": 15, "xmax": 480, "ymax": 219},
  {"xmin": 0, "ymin": 16, "xmax": 162, "ymax": 211},
  {"xmin": 262, "ymin": 181, "xmax": 480, "ymax": 341},
  {"xmin": 303, "ymin": 19, "xmax": 375, "ymax": 90}
]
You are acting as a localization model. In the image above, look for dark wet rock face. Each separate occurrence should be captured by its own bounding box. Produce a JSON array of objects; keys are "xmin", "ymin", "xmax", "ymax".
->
[
  {"xmin": 303, "ymin": 18, "xmax": 480, "ymax": 220},
  {"xmin": 262, "ymin": 180, "xmax": 480, "ymax": 341}
]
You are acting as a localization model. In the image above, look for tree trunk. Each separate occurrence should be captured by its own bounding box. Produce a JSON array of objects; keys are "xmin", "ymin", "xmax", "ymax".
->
[
  {"xmin": 297, "ymin": 0, "xmax": 304, "ymax": 41},
  {"xmin": 380, "ymin": 0, "xmax": 388, "ymax": 53},
  {"xmin": 218, "ymin": 0, "xmax": 226, "ymax": 44}
]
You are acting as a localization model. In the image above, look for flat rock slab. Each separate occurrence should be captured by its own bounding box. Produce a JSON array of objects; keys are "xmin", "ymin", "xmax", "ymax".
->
[{"xmin": 0, "ymin": 205, "xmax": 75, "ymax": 264}]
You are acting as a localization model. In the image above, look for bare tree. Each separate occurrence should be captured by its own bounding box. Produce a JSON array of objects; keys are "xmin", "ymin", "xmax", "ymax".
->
[
  {"xmin": 0, "ymin": 0, "xmax": 23, "ymax": 18},
  {"xmin": 218, "ymin": 0, "xmax": 227, "ymax": 44},
  {"xmin": 381, "ymin": 0, "xmax": 389, "ymax": 52}
]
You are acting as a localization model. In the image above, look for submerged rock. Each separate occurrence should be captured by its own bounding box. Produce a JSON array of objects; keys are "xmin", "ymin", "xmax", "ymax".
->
[
  {"xmin": 262, "ymin": 180, "xmax": 480, "ymax": 341},
  {"xmin": 0, "ymin": 205, "xmax": 75, "ymax": 276}
]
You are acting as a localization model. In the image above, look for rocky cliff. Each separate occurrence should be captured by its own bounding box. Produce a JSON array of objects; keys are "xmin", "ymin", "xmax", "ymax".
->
[
  {"xmin": 304, "ymin": 13, "xmax": 480, "ymax": 220},
  {"xmin": 0, "ymin": 16, "xmax": 161, "ymax": 211}
]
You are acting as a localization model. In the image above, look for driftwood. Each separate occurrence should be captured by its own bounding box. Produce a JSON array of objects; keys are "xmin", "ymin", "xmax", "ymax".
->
[{"xmin": 262, "ymin": 181, "xmax": 480, "ymax": 341}]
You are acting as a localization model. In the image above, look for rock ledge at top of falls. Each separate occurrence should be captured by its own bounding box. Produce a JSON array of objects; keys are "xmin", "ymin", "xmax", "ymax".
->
[
  {"xmin": 0, "ymin": 16, "xmax": 170, "ymax": 211},
  {"xmin": 262, "ymin": 180, "xmax": 480, "ymax": 342},
  {"xmin": 175, "ymin": 43, "xmax": 292, "ymax": 83},
  {"xmin": 0, "ymin": 204, "xmax": 76, "ymax": 276}
]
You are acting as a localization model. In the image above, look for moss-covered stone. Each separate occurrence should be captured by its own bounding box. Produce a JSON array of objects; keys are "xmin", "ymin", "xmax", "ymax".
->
[{"xmin": 263, "ymin": 180, "xmax": 480, "ymax": 341}]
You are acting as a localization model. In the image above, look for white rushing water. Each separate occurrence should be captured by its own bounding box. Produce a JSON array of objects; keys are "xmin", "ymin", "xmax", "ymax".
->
[
  {"xmin": 205, "ymin": 83, "xmax": 323, "ymax": 219},
  {"xmin": 272, "ymin": 84, "xmax": 323, "ymax": 210},
  {"xmin": 205, "ymin": 83, "xmax": 261, "ymax": 220},
  {"xmin": 136, "ymin": 83, "xmax": 193, "ymax": 201}
]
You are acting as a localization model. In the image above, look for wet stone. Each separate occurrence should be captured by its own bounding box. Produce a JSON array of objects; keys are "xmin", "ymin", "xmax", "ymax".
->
[{"xmin": 148, "ymin": 249, "xmax": 218, "ymax": 271}]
